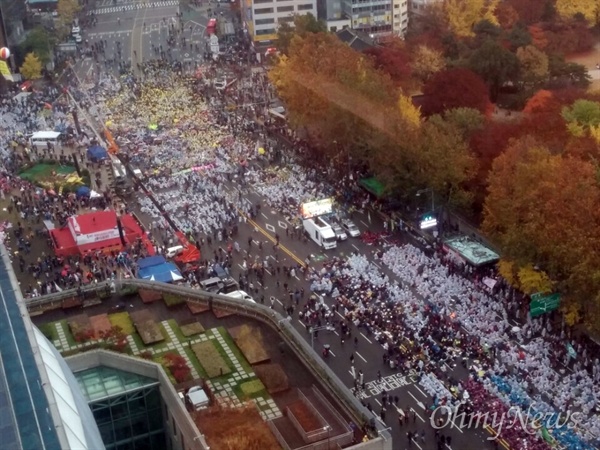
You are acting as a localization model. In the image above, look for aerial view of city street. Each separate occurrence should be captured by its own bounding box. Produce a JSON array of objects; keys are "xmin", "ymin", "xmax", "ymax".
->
[{"xmin": 1, "ymin": 0, "xmax": 600, "ymax": 449}]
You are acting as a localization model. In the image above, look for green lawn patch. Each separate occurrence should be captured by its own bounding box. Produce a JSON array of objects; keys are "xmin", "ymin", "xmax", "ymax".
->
[
  {"xmin": 38, "ymin": 322, "xmax": 58, "ymax": 342},
  {"xmin": 19, "ymin": 163, "xmax": 76, "ymax": 182},
  {"xmin": 180, "ymin": 322, "xmax": 205, "ymax": 337},
  {"xmin": 57, "ymin": 319, "xmax": 77, "ymax": 347},
  {"xmin": 168, "ymin": 319, "xmax": 188, "ymax": 342},
  {"xmin": 240, "ymin": 379, "xmax": 266, "ymax": 397},
  {"xmin": 214, "ymin": 327, "xmax": 253, "ymax": 374},
  {"xmin": 108, "ymin": 312, "xmax": 135, "ymax": 335},
  {"xmin": 18, "ymin": 162, "xmax": 83, "ymax": 192},
  {"xmin": 183, "ymin": 346, "xmax": 208, "ymax": 379},
  {"xmin": 131, "ymin": 332, "xmax": 145, "ymax": 352},
  {"xmin": 192, "ymin": 341, "xmax": 231, "ymax": 378}
]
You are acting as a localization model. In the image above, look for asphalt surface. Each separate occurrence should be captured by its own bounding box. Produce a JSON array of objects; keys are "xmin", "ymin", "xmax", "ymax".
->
[
  {"xmin": 75, "ymin": 0, "xmax": 219, "ymax": 79},
  {"xmin": 204, "ymin": 182, "xmax": 501, "ymax": 450}
]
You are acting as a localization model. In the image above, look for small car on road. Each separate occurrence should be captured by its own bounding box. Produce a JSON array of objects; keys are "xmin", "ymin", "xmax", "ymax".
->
[{"xmin": 342, "ymin": 219, "xmax": 360, "ymax": 237}]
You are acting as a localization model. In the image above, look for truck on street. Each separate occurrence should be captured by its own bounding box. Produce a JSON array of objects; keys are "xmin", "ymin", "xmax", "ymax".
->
[{"xmin": 303, "ymin": 217, "xmax": 337, "ymax": 250}]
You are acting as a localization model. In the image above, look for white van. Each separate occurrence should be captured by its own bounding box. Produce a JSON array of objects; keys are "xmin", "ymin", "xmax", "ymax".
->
[
  {"xmin": 225, "ymin": 290, "xmax": 255, "ymax": 303},
  {"xmin": 186, "ymin": 386, "xmax": 209, "ymax": 410},
  {"xmin": 199, "ymin": 277, "xmax": 222, "ymax": 291},
  {"xmin": 29, "ymin": 131, "xmax": 61, "ymax": 150},
  {"xmin": 165, "ymin": 245, "xmax": 184, "ymax": 258}
]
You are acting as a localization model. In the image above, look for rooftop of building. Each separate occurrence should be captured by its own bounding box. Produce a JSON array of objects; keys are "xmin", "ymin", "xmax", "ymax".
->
[
  {"xmin": 336, "ymin": 28, "xmax": 377, "ymax": 51},
  {"xmin": 0, "ymin": 245, "xmax": 104, "ymax": 450},
  {"xmin": 68, "ymin": 210, "xmax": 118, "ymax": 235}
]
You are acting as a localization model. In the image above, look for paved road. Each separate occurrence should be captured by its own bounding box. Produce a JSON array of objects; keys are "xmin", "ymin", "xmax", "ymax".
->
[
  {"xmin": 74, "ymin": 1, "xmax": 213, "ymax": 79},
  {"xmin": 177, "ymin": 181, "xmax": 502, "ymax": 450}
]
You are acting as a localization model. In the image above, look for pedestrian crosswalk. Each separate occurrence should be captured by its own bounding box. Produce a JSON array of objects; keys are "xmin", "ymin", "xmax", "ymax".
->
[{"xmin": 87, "ymin": 1, "xmax": 178, "ymax": 15}]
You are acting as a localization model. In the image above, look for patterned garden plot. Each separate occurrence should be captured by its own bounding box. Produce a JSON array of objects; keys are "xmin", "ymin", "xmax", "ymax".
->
[
  {"xmin": 89, "ymin": 314, "xmax": 112, "ymax": 339},
  {"xmin": 68, "ymin": 313, "xmax": 92, "ymax": 341},
  {"xmin": 179, "ymin": 321, "xmax": 205, "ymax": 337},
  {"xmin": 108, "ymin": 312, "xmax": 135, "ymax": 335},
  {"xmin": 253, "ymin": 364, "xmax": 290, "ymax": 395},
  {"xmin": 130, "ymin": 309, "xmax": 165, "ymax": 345},
  {"xmin": 229, "ymin": 325, "xmax": 270, "ymax": 365},
  {"xmin": 192, "ymin": 340, "xmax": 232, "ymax": 378},
  {"xmin": 201, "ymin": 329, "xmax": 283, "ymax": 420}
]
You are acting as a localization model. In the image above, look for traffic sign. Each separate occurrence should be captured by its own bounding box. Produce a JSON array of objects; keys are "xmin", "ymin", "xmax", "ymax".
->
[{"xmin": 530, "ymin": 293, "xmax": 560, "ymax": 317}]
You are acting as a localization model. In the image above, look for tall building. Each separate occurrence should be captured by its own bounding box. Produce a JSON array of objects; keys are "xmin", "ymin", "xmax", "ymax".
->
[
  {"xmin": 67, "ymin": 350, "xmax": 207, "ymax": 450},
  {"xmin": 339, "ymin": 0, "xmax": 407, "ymax": 38},
  {"xmin": 392, "ymin": 0, "xmax": 408, "ymax": 36},
  {"xmin": 316, "ymin": 0, "xmax": 351, "ymax": 32},
  {"xmin": 0, "ymin": 246, "xmax": 105, "ymax": 450},
  {"xmin": 241, "ymin": 0, "xmax": 318, "ymax": 43}
]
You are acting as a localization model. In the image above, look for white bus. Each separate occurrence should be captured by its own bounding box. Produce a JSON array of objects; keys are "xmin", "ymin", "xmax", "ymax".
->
[{"xmin": 29, "ymin": 131, "xmax": 61, "ymax": 150}]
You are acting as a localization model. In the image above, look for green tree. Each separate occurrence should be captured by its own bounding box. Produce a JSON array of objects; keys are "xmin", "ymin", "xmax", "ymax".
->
[
  {"xmin": 561, "ymin": 99, "xmax": 600, "ymax": 137},
  {"xmin": 19, "ymin": 27, "xmax": 53, "ymax": 64},
  {"xmin": 20, "ymin": 52, "xmax": 43, "ymax": 80},
  {"xmin": 468, "ymin": 38, "xmax": 520, "ymax": 101},
  {"xmin": 373, "ymin": 115, "xmax": 477, "ymax": 209},
  {"xmin": 440, "ymin": 107, "xmax": 485, "ymax": 138},
  {"xmin": 507, "ymin": 24, "xmax": 532, "ymax": 50},
  {"xmin": 547, "ymin": 55, "xmax": 590, "ymax": 88},
  {"xmin": 276, "ymin": 13, "xmax": 327, "ymax": 55},
  {"xmin": 473, "ymin": 19, "xmax": 502, "ymax": 40}
]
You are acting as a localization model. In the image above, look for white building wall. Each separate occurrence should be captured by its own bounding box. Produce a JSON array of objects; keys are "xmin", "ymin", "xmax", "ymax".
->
[
  {"xmin": 246, "ymin": 0, "xmax": 318, "ymax": 42},
  {"xmin": 392, "ymin": 0, "xmax": 408, "ymax": 36}
]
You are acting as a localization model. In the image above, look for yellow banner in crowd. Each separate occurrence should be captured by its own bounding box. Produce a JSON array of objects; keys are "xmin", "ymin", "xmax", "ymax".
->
[{"xmin": 0, "ymin": 60, "xmax": 11, "ymax": 76}]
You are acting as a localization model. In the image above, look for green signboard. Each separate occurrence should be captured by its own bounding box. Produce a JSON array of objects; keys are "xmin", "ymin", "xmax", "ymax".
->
[{"xmin": 530, "ymin": 293, "xmax": 561, "ymax": 317}]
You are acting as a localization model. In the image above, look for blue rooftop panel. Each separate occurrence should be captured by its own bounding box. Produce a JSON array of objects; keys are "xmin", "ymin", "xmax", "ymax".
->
[{"xmin": 0, "ymin": 253, "xmax": 61, "ymax": 450}]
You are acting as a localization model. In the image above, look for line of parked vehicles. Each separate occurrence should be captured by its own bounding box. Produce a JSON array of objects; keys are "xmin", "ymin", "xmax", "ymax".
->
[{"xmin": 302, "ymin": 213, "xmax": 361, "ymax": 250}]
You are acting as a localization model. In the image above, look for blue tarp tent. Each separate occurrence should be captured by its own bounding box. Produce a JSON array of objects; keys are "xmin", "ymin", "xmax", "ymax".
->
[
  {"xmin": 75, "ymin": 186, "xmax": 91, "ymax": 198},
  {"xmin": 137, "ymin": 256, "xmax": 183, "ymax": 283},
  {"xmin": 138, "ymin": 255, "xmax": 166, "ymax": 269},
  {"xmin": 87, "ymin": 145, "xmax": 109, "ymax": 161}
]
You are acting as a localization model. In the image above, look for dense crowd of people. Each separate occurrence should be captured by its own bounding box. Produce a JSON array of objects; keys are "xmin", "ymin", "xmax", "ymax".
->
[{"xmin": 303, "ymin": 246, "xmax": 599, "ymax": 449}]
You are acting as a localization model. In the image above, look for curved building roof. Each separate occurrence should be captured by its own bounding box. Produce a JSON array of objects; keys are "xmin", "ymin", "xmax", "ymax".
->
[{"xmin": 0, "ymin": 245, "xmax": 104, "ymax": 450}]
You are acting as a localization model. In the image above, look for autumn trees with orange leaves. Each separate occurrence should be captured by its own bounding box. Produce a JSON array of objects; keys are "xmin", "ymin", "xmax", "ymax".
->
[{"xmin": 270, "ymin": 7, "xmax": 600, "ymax": 328}]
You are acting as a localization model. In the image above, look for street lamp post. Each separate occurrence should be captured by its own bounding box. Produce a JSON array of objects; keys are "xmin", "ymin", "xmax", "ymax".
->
[
  {"xmin": 416, "ymin": 188, "xmax": 434, "ymax": 212},
  {"xmin": 324, "ymin": 425, "xmax": 332, "ymax": 449}
]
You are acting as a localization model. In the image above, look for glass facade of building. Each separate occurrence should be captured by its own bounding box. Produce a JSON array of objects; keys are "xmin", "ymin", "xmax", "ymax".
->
[{"xmin": 75, "ymin": 366, "xmax": 166, "ymax": 450}]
